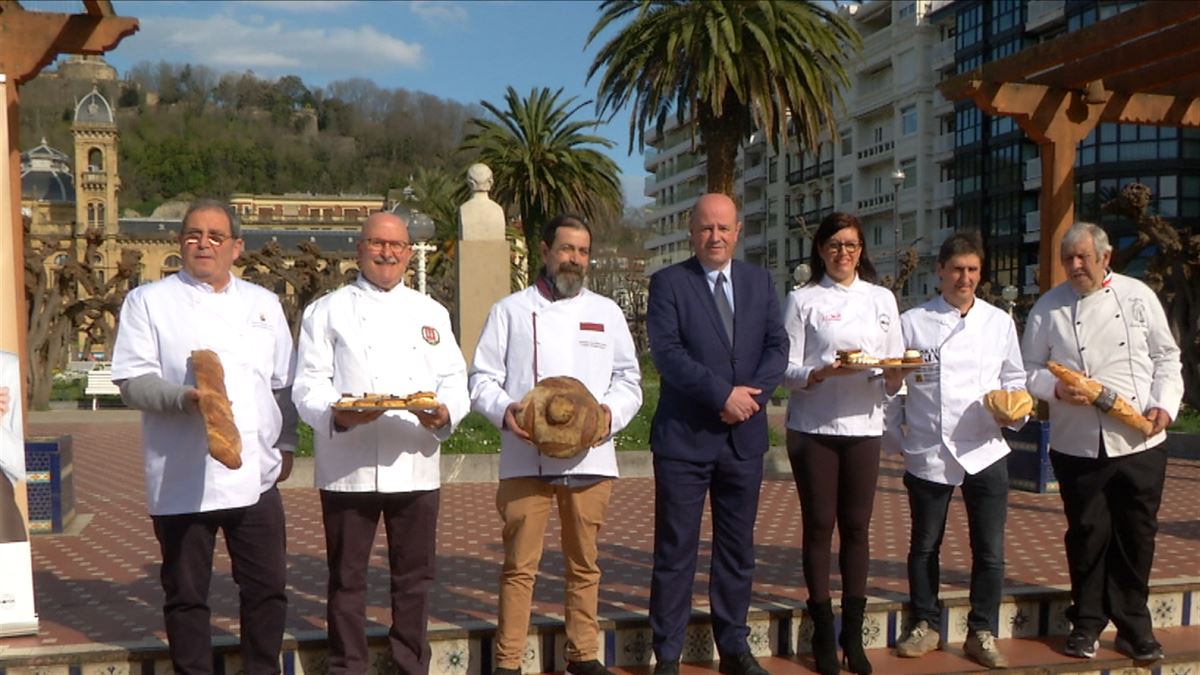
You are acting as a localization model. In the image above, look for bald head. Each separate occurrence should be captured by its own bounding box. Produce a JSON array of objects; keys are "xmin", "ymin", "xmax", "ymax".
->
[{"xmin": 689, "ymin": 193, "xmax": 741, "ymax": 269}]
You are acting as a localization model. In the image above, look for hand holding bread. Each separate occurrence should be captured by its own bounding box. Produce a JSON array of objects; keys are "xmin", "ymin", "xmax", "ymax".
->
[
  {"xmin": 983, "ymin": 389, "xmax": 1034, "ymax": 425},
  {"xmin": 1046, "ymin": 361, "xmax": 1155, "ymax": 435},
  {"xmin": 518, "ymin": 376, "xmax": 606, "ymax": 459}
]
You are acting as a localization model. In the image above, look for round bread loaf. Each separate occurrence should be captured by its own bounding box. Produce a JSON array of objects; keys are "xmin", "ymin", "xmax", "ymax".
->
[
  {"xmin": 518, "ymin": 376, "xmax": 606, "ymax": 459},
  {"xmin": 983, "ymin": 389, "xmax": 1034, "ymax": 424}
]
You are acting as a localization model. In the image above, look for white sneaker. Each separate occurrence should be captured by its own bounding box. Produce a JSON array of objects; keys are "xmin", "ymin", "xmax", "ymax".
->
[
  {"xmin": 896, "ymin": 620, "xmax": 940, "ymax": 657},
  {"xmin": 964, "ymin": 630, "xmax": 1008, "ymax": 669}
]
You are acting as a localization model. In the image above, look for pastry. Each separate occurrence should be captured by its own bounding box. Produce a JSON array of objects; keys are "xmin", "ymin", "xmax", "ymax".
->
[
  {"xmin": 983, "ymin": 389, "xmax": 1034, "ymax": 424},
  {"xmin": 881, "ymin": 358, "xmax": 903, "ymax": 366},
  {"xmin": 902, "ymin": 349, "xmax": 923, "ymax": 364},
  {"xmin": 1045, "ymin": 361, "xmax": 1155, "ymax": 435},
  {"xmin": 191, "ymin": 349, "xmax": 242, "ymax": 470},
  {"xmin": 405, "ymin": 391, "xmax": 439, "ymax": 410},
  {"xmin": 518, "ymin": 376, "xmax": 606, "ymax": 459},
  {"xmin": 836, "ymin": 349, "xmax": 862, "ymax": 362}
]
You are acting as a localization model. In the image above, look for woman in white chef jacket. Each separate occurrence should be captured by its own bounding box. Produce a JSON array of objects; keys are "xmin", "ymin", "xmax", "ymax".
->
[{"xmin": 782, "ymin": 212, "xmax": 903, "ymax": 675}]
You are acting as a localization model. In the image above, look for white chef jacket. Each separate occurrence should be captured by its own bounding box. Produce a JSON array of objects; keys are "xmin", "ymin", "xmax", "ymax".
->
[
  {"xmin": 1023, "ymin": 272, "xmax": 1182, "ymax": 458},
  {"xmin": 782, "ymin": 275, "xmax": 903, "ymax": 436},
  {"xmin": 883, "ymin": 296, "xmax": 1026, "ymax": 485},
  {"xmin": 112, "ymin": 272, "xmax": 295, "ymax": 516},
  {"xmin": 469, "ymin": 284, "xmax": 642, "ymax": 479},
  {"xmin": 0, "ymin": 351, "xmax": 23, "ymax": 485},
  {"xmin": 292, "ymin": 278, "xmax": 469, "ymax": 492}
]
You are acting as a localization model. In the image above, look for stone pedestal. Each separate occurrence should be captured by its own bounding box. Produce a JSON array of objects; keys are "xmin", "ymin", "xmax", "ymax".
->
[{"xmin": 456, "ymin": 239, "xmax": 510, "ymax": 366}]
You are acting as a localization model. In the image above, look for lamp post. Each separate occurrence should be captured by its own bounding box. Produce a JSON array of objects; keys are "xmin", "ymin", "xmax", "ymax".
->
[
  {"xmin": 1001, "ymin": 284, "xmax": 1019, "ymax": 318},
  {"xmin": 890, "ymin": 167, "xmax": 906, "ymax": 288},
  {"xmin": 407, "ymin": 211, "xmax": 436, "ymax": 295},
  {"xmin": 793, "ymin": 262, "xmax": 812, "ymax": 290}
]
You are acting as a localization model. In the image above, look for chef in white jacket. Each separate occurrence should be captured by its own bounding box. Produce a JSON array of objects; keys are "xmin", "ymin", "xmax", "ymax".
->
[
  {"xmin": 886, "ymin": 233, "xmax": 1026, "ymax": 669},
  {"xmin": 1022, "ymin": 221, "xmax": 1182, "ymax": 663},
  {"xmin": 293, "ymin": 210, "xmax": 469, "ymax": 675},
  {"xmin": 470, "ymin": 214, "xmax": 642, "ymax": 675}
]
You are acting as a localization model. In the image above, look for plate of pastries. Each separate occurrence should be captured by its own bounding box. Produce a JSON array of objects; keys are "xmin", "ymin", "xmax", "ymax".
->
[
  {"xmin": 333, "ymin": 391, "xmax": 440, "ymax": 412},
  {"xmin": 836, "ymin": 348, "xmax": 926, "ymax": 370}
]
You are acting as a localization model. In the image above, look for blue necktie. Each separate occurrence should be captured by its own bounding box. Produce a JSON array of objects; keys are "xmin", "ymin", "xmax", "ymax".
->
[{"xmin": 714, "ymin": 272, "xmax": 734, "ymax": 343}]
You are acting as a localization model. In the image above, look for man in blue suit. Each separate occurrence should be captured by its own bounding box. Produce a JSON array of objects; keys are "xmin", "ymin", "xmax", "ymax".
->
[{"xmin": 647, "ymin": 193, "xmax": 789, "ymax": 675}]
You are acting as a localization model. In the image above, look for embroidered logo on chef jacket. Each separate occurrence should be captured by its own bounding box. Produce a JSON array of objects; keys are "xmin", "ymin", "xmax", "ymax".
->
[
  {"xmin": 422, "ymin": 326, "xmax": 440, "ymax": 345},
  {"xmin": 878, "ymin": 313, "xmax": 892, "ymax": 332},
  {"xmin": 821, "ymin": 312, "xmax": 843, "ymax": 322},
  {"xmin": 579, "ymin": 322, "xmax": 607, "ymax": 349},
  {"xmin": 1130, "ymin": 298, "xmax": 1148, "ymax": 327}
]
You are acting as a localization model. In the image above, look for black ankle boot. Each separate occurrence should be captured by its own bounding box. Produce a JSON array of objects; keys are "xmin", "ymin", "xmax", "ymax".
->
[
  {"xmin": 839, "ymin": 597, "xmax": 872, "ymax": 674},
  {"xmin": 807, "ymin": 599, "xmax": 839, "ymax": 675}
]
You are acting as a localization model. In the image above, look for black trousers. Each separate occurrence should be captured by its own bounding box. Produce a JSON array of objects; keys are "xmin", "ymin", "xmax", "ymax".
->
[
  {"xmin": 320, "ymin": 489, "xmax": 440, "ymax": 675},
  {"xmin": 151, "ymin": 487, "xmax": 288, "ymax": 675},
  {"xmin": 1049, "ymin": 446, "xmax": 1167, "ymax": 641}
]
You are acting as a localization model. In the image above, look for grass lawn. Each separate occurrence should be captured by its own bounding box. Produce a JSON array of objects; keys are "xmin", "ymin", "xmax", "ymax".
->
[{"xmin": 1170, "ymin": 406, "xmax": 1200, "ymax": 433}]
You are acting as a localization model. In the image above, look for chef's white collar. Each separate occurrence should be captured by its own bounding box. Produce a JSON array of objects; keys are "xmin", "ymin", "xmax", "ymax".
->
[{"xmin": 177, "ymin": 269, "xmax": 236, "ymax": 294}]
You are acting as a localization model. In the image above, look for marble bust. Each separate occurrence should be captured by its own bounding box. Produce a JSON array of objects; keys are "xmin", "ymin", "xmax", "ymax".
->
[{"xmin": 458, "ymin": 163, "xmax": 506, "ymax": 241}]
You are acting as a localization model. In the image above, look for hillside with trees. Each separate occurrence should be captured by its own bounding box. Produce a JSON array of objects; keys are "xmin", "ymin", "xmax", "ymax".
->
[{"xmin": 19, "ymin": 61, "xmax": 482, "ymax": 215}]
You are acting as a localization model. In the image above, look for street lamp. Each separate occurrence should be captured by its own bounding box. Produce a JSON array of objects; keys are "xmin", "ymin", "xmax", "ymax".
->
[
  {"xmin": 407, "ymin": 211, "xmax": 436, "ymax": 295},
  {"xmin": 1001, "ymin": 284, "xmax": 1019, "ymax": 318},
  {"xmin": 890, "ymin": 167, "xmax": 907, "ymax": 287},
  {"xmin": 793, "ymin": 262, "xmax": 812, "ymax": 290}
]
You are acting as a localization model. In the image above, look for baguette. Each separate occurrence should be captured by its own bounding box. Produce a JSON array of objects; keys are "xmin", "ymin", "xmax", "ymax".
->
[
  {"xmin": 192, "ymin": 350, "xmax": 243, "ymax": 469},
  {"xmin": 1045, "ymin": 361, "xmax": 1154, "ymax": 436}
]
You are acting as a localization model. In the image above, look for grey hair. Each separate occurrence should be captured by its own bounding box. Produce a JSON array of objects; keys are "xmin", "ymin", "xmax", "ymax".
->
[
  {"xmin": 1061, "ymin": 221, "xmax": 1112, "ymax": 258},
  {"xmin": 182, "ymin": 199, "xmax": 241, "ymax": 238}
]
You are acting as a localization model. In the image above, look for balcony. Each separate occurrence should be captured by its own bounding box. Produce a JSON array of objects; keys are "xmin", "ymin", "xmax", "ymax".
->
[
  {"xmin": 933, "ymin": 180, "xmax": 954, "ymax": 207},
  {"xmin": 932, "ymin": 89, "xmax": 953, "ymax": 116},
  {"xmin": 1026, "ymin": 0, "xmax": 1064, "ymax": 31},
  {"xmin": 819, "ymin": 160, "xmax": 834, "ymax": 177},
  {"xmin": 858, "ymin": 27, "xmax": 892, "ymax": 72},
  {"xmin": 786, "ymin": 168, "xmax": 806, "ymax": 186},
  {"xmin": 933, "ymin": 132, "xmax": 954, "ymax": 159},
  {"xmin": 856, "ymin": 192, "xmax": 894, "ymax": 216},
  {"xmin": 80, "ymin": 171, "xmax": 107, "ymax": 186},
  {"xmin": 1024, "ymin": 157, "xmax": 1042, "ymax": 191},
  {"xmin": 1024, "ymin": 210, "xmax": 1042, "ymax": 243},
  {"xmin": 855, "ymin": 74, "xmax": 893, "ymax": 115},
  {"xmin": 932, "ymin": 39, "xmax": 954, "ymax": 70},
  {"xmin": 856, "ymin": 139, "xmax": 895, "ymax": 166},
  {"xmin": 644, "ymin": 175, "xmax": 657, "ymax": 197},
  {"xmin": 743, "ymin": 196, "xmax": 767, "ymax": 219},
  {"xmin": 743, "ymin": 162, "xmax": 767, "ymax": 185}
]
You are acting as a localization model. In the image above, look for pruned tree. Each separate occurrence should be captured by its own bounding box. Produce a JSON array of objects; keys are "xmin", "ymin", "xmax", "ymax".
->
[
  {"xmin": 236, "ymin": 240, "xmax": 356, "ymax": 338},
  {"xmin": 23, "ymin": 223, "xmax": 141, "ymax": 409},
  {"xmin": 1103, "ymin": 182, "xmax": 1199, "ymax": 408}
]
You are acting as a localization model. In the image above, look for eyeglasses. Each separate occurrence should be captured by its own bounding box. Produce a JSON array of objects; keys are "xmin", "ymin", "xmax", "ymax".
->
[
  {"xmin": 363, "ymin": 238, "xmax": 412, "ymax": 252},
  {"xmin": 182, "ymin": 231, "xmax": 234, "ymax": 247},
  {"xmin": 823, "ymin": 240, "xmax": 862, "ymax": 253}
]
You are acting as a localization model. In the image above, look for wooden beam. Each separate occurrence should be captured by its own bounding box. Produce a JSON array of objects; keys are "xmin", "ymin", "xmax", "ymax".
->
[
  {"xmin": 1028, "ymin": 19, "xmax": 1200, "ymax": 90},
  {"xmin": 940, "ymin": 0, "xmax": 1200, "ymax": 101},
  {"xmin": 0, "ymin": 11, "xmax": 138, "ymax": 85},
  {"xmin": 1104, "ymin": 53, "xmax": 1200, "ymax": 98},
  {"xmin": 82, "ymin": 0, "xmax": 117, "ymax": 16},
  {"xmin": 1099, "ymin": 92, "xmax": 1200, "ymax": 128}
]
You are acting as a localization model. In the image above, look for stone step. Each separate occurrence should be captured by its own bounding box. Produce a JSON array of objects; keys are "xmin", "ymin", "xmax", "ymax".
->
[{"xmin": 3, "ymin": 583, "xmax": 1197, "ymax": 675}]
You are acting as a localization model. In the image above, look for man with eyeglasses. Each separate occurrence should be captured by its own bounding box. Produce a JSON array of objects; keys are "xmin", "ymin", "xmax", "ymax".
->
[
  {"xmin": 112, "ymin": 198, "xmax": 297, "ymax": 675},
  {"xmin": 1023, "ymin": 221, "xmax": 1182, "ymax": 663},
  {"xmin": 293, "ymin": 210, "xmax": 469, "ymax": 675}
]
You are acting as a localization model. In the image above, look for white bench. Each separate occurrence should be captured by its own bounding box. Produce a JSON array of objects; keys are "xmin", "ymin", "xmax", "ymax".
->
[{"xmin": 85, "ymin": 367, "xmax": 120, "ymax": 410}]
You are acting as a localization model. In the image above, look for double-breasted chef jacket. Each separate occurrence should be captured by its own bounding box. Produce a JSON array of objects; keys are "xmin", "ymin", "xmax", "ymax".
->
[
  {"xmin": 1022, "ymin": 272, "xmax": 1183, "ymax": 458},
  {"xmin": 292, "ymin": 277, "xmax": 470, "ymax": 493},
  {"xmin": 112, "ymin": 271, "xmax": 295, "ymax": 516},
  {"xmin": 885, "ymin": 295, "xmax": 1028, "ymax": 485},
  {"xmin": 782, "ymin": 274, "xmax": 904, "ymax": 436},
  {"xmin": 469, "ymin": 284, "xmax": 642, "ymax": 480}
]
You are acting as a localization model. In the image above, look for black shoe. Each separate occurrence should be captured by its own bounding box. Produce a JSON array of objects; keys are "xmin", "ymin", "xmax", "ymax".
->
[
  {"xmin": 1063, "ymin": 630, "xmax": 1098, "ymax": 659},
  {"xmin": 806, "ymin": 599, "xmax": 839, "ymax": 675},
  {"xmin": 839, "ymin": 597, "xmax": 873, "ymax": 675},
  {"xmin": 653, "ymin": 660, "xmax": 680, "ymax": 675},
  {"xmin": 718, "ymin": 651, "xmax": 769, "ymax": 675},
  {"xmin": 1115, "ymin": 635, "xmax": 1164, "ymax": 662},
  {"xmin": 494, "ymin": 668, "xmax": 521, "ymax": 675}
]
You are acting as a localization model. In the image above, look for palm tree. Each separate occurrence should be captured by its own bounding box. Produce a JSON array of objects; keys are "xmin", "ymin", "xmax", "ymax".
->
[
  {"xmin": 459, "ymin": 86, "xmax": 623, "ymax": 274},
  {"xmin": 588, "ymin": 0, "xmax": 860, "ymax": 196}
]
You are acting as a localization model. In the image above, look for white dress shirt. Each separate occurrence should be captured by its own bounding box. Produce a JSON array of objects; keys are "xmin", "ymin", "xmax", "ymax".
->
[
  {"xmin": 1022, "ymin": 272, "xmax": 1182, "ymax": 458},
  {"xmin": 112, "ymin": 272, "xmax": 295, "ymax": 515},
  {"xmin": 293, "ymin": 278, "xmax": 470, "ymax": 492},
  {"xmin": 885, "ymin": 296, "xmax": 1027, "ymax": 485},
  {"xmin": 469, "ymin": 285, "xmax": 642, "ymax": 479},
  {"xmin": 782, "ymin": 275, "xmax": 903, "ymax": 436}
]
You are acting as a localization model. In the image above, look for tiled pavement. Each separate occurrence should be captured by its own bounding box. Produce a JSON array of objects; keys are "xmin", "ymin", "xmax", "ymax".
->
[{"xmin": 10, "ymin": 413, "xmax": 1200, "ymax": 657}]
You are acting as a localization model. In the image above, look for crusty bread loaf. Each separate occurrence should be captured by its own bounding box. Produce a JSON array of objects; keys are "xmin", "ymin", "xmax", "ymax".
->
[
  {"xmin": 192, "ymin": 349, "xmax": 242, "ymax": 469},
  {"xmin": 518, "ymin": 376, "xmax": 606, "ymax": 459},
  {"xmin": 983, "ymin": 389, "xmax": 1034, "ymax": 424},
  {"xmin": 1046, "ymin": 361, "xmax": 1155, "ymax": 435}
]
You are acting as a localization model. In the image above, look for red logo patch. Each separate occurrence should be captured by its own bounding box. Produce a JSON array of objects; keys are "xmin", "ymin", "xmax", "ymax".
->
[
  {"xmin": 580, "ymin": 322, "xmax": 605, "ymax": 332},
  {"xmin": 422, "ymin": 326, "xmax": 440, "ymax": 345}
]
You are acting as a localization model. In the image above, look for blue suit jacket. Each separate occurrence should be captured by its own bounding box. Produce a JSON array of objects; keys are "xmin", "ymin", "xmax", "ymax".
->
[{"xmin": 647, "ymin": 257, "xmax": 789, "ymax": 461}]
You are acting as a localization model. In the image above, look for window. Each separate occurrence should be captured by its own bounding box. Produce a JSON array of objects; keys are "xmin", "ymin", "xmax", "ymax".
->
[
  {"xmin": 956, "ymin": 3, "xmax": 983, "ymax": 51},
  {"xmin": 898, "ymin": 3, "xmax": 916, "ymax": 20},
  {"xmin": 901, "ymin": 105, "xmax": 917, "ymax": 136},
  {"xmin": 840, "ymin": 130, "xmax": 852, "ymax": 156},
  {"xmin": 87, "ymin": 148, "xmax": 103, "ymax": 171},
  {"xmin": 873, "ymin": 126, "xmax": 884, "ymax": 144},
  {"xmin": 839, "ymin": 177, "xmax": 853, "ymax": 204},
  {"xmin": 873, "ymin": 176, "xmax": 883, "ymax": 195},
  {"xmin": 900, "ymin": 158, "xmax": 916, "ymax": 190}
]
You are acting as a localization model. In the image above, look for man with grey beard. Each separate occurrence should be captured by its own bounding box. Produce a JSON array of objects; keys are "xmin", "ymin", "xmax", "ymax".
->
[{"xmin": 470, "ymin": 214, "xmax": 642, "ymax": 675}]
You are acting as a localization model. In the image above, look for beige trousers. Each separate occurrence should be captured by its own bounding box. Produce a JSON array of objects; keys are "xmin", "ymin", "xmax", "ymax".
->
[{"xmin": 494, "ymin": 477, "xmax": 613, "ymax": 668}]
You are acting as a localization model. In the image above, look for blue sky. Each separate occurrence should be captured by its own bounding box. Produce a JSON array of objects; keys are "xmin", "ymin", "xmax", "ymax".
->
[{"xmin": 85, "ymin": 0, "xmax": 652, "ymax": 206}]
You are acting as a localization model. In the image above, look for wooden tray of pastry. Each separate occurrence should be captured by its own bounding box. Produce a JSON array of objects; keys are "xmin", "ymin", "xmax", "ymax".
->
[
  {"xmin": 840, "ymin": 360, "xmax": 926, "ymax": 371},
  {"xmin": 333, "ymin": 392, "xmax": 439, "ymax": 412}
]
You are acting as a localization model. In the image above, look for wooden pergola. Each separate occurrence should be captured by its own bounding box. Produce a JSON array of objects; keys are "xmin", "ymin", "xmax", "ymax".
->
[
  {"xmin": 938, "ymin": 0, "xmax": 1200, "ymax": 291},
  {"xmin": 0, "ymin": 0, "xmax": 138, "ymax": 390}
]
